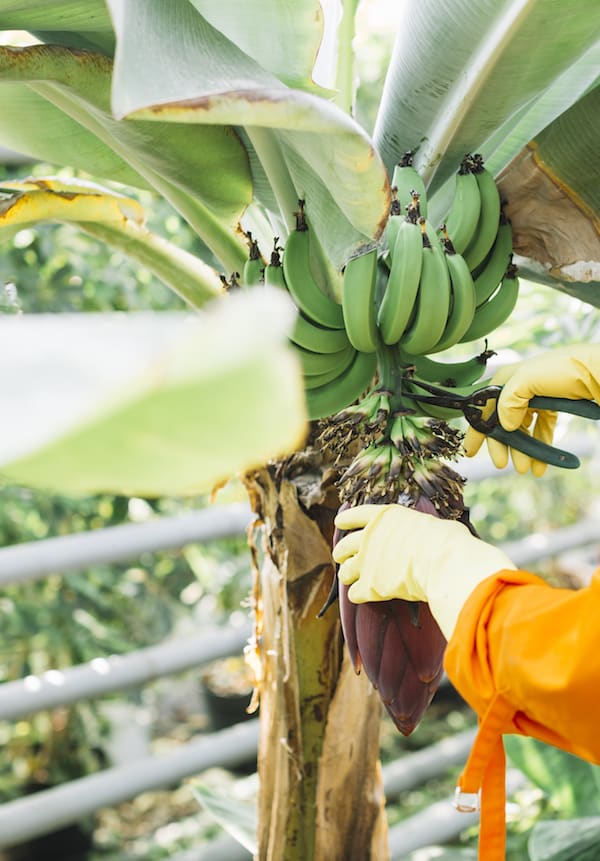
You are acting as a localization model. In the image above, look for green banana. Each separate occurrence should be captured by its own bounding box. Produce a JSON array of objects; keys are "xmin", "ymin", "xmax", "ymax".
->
[
  {"xmin": 264, "ymin": 243, "xmax": 287, "ymax": 290},
  {"xmin": 430, "ymin": 245, "xmax": 476, "ymax": 352},
  {"xmin": 398, "ymin": 349, "xmax": 492, "ymax": 387},
  {"xmin": 295, "ymin": 343, "xmax": 355, "ymax": 376},
  {"xmin": 241, "ymin": 233, "xmax": 265, "ymax": 288},
  {"xmin": 472, "ymin": 219, "xmax": 513, "ymax": 306},
  {"xmin": 377, "ymin": 218, "xmax": 423, "ymax": 345},
  {"xmin": 303, "ymin": 353, "xmax": 357, "ymax": 389},
  {"xmin": 342, "ymin": 246, "xmax": 379, "ymax": 353},
  {"xmin": 383, "ymin": 194, "xmax": 404, "ymax": 253},
  {"xmin": 290, "ymin": 313, "xmax": 350, "ymax": 354},
  {"xmin": 283, "ymin": 223, "xmax": 344, "ymax": 329},
  {"xmin": 398, "ymin": 222, "xmax": 450, "ymax": 355},
  {"xmin": 306, "ymin": 351, "xmax": 377, "ymax": 420},
  {"xmin": 459, "ymin": 268, "xmax": 520, "ymax": 343},
  {"xmin": 242, "ymin": 257, "xmax": 264, "ymax": 288},
  {"xmin": 442, "ymin": 159, "xmax": 481, "ymax": 254},
  {"xmin": 463, "ymin": 158, "xmax": 502, "ymax": 272},
  {"xmin": 391, "ymin": 153, "xmax": 428, "ymax": 218}
]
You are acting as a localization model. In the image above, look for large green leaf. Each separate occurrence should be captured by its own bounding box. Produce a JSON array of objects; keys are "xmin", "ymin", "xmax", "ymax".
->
[
  {"xmin": 373, "ymin": 0, "xmax": 600, "ymax": 297},
  {"xmin": 0, "ymin": 43, "xmax": 252, "ymax": 271},
  {"xmin": 505, "ymin": 736, "xmax": 600, "ymax": 817},
  {"xmin": 0, "ymin": 83, "xmax": 148, "ymax": 188},
  {"xmin": 0, "ymin": 177, "xmax": 223, "ymax": 306},
  {"xmin": 192, "ymin": 782, "xmax": 257, "ymax": 853},
  {"xmin": 187, "ymin": 0, "xmax": 326, "ymax": 93},
  {"xmin": 374, "ymin": 0, "xmax": 600, "ymax": 193},
  {"xmin": 106, "ymin": 0, "xmax": 390, "ymax": 269},
  {"xmin": 528, "ymin": 818, "xmax": 600, "ymax": 861},
  {"xmin": 0, "ymin": 0, "xmax": 115, "ymax": 53},
  {"xmin": 0, "ymin": 290, "xmax": 307, "ymax": 496}
]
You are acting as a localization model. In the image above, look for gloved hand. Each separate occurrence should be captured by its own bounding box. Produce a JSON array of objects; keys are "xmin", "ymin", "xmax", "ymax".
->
[
  {"xmin": 333, "ymin": 504, "xmax": 516, "ymax": 640},
  {"xmin": 463, "ymin": 344, "xmax": 600, "ymax": 476}
]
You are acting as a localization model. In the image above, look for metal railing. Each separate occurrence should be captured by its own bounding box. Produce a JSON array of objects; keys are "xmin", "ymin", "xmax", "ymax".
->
[{"xmin": 0, "ymin": 437, "xmax": 597, "ymax": 858}]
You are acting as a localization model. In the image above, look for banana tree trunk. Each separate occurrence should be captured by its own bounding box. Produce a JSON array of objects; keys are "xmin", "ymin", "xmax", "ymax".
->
[{"xmin": 244, "ymin": 453, "xmax": 388, "ymax": 861}]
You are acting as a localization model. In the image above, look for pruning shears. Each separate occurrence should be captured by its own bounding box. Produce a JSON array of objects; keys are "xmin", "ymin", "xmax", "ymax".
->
[{"xmin": 403, "ymin": 379, "xmax": 600, "ymax": 469}]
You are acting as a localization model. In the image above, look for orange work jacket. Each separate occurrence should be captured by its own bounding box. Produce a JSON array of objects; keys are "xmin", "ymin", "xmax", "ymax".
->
[{"xmin": 444, "ymin": 568, "xmax": 600, "ymax": 861}]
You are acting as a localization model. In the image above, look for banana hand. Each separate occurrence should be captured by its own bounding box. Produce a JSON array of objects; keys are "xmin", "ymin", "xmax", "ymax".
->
[
  {"xmin": 464, "ymin": 344, "xmax": 600, "ymax": 476},
  {"xmin": 333, "ymin": 504, "xmax": 515, "ymax": 640}
]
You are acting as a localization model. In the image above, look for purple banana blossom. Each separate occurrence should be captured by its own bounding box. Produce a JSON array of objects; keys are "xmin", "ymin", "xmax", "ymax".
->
[{"xmin": 335, "ymin": 494, "xmax": 447, "ymax": 736}]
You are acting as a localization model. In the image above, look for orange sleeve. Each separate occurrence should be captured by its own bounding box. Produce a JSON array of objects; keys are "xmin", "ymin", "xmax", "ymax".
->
[{"xmin": 444, "ymin": 568, "xmax": 600, "ymax": 765}]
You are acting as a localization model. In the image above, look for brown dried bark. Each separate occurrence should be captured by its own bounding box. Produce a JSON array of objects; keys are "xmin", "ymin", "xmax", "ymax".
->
[{"xmin": 244, "ymin": 453, "xmax": 388, "ymax": 861}]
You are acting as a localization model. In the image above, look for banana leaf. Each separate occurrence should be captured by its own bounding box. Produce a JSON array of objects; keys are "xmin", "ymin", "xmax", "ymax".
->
[
  {"xmin": 0, "ymin": 43, "xmax": 252, "ymax": 271},
  {"xmin": 373, "ymin": 0, "xmax": 600, "ymax": 301},
  {"xmin": 0, "ymin": 290, "xmax": 307, "ymax": 496},
  {"xmin": 0, "ymin": 178, "xmax": 222, "ymax": 306},
  {"xmin": 105, "ymin": 0, "xmax": 390, "ymax": 270}
]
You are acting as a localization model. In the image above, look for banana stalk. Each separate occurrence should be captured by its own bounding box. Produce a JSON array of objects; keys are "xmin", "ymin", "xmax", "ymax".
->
[{"xmin": 244, "ymin": 462, "xmax": 388, "ymax": 861}]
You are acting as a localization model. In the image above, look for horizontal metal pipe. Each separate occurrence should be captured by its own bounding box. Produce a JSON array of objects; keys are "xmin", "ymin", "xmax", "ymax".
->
[
  {"xmin": 0, "ymin": 720, "xmax": 259, "ymax": 849},
  {"xmin": 0, "ymin": 624, "xmax": 252, "ymax": 721},
  {"xmin": 382, "ymin": 727, "xmax": 477, "ymax": 799},
  {"xmin": 0, "ymin": 504, "xmax": 254, "ymax": 586},
  {"xmin": 0, "ymin": 513, "xmax": 595, "ymax": 720}
]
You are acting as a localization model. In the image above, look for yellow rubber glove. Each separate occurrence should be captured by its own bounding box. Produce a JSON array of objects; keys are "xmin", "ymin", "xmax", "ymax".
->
[
  {"xmin": 333, "ymin": 504, "xmax": 516, "ymax": 641},
  {"xmin": 464, "ymin": 344, "xmax": 600, "ymax": 477}
]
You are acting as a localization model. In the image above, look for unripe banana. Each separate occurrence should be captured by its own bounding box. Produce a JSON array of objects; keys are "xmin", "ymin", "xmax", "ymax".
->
[
  {"xmin": 290, "ymin": 313, "xmax": 350, "ymax": 354},
  {"xmin": 303, "ymin": 351, "xmax": 357, "ymax": 389},
  {"xmin": 398, "ymin": 221, "xmax": 450, "ymax": 355},
  {"xmin": 342, "ymin": 246, "xmax": 379, "ymax": 353},
  {"xmin": 442, "ymin": 157, "xmax": 481, "ymax": 254},
  {"xmin": 283, "ymin": 217, "xmax": 344, "ymax": 329},
  {"xmin": 242, "ymin": 257, "xmax": 264, "ymax": 288},
  {"xmin": 429, "ymin": 243, "xmax": 476, "ymax": 353},
  {"xmin": 391, "ymin": 153, "xmax": 428, "ymax": 218},
  {"xmin": 306, "ymin": 350, "xmax": 377, "ymax": 420},
  {"xmin": 264, "ymin": 241, "xmax": 287, "ymax": 290},
  {"xmin": 472, "ymin": 218, "xmax": 513, "ymax": 306},
  {"xmin": 459, "ymin": 266, "xmax": 520, "ymax": 343},
  {"xmin": 241, "ymin": 233, "xmax": 265, "ymax": 288},
  {"xmin": 399, "ymin": 349, "xmax": 492, "ymax": 387},
  {"xmin": 377, "ymin": 218, "xmax": 423, "ymax": 345},
  {"xmin": 462, "ymin": 157, "xmax": 502, "ymax": 272},
  {"xmin": 383, "ymin": 196, "xmax": 404, "ymax": 253},
  {"xmin": 295, "ymin": 343, "xmax": 355, "ymax": 377}
]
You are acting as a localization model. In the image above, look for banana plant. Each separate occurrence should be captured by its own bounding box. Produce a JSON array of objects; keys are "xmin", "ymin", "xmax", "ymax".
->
[{"xmin": 0, "ymin": 2, "xmax": 599, "ymax": 859}]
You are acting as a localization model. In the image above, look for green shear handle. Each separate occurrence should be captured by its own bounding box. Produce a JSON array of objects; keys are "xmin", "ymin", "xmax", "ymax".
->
[{"xmin": 488, "ymin": 396, "xmax": 600, "ymax": 470}]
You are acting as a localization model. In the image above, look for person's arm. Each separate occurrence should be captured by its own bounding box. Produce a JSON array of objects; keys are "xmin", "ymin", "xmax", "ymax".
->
[
  {"xmin": 333, "ymin": 504, "xmax": 600, "ymax": 763},
  {"xmin": 445, "ymin": 567, "xmax": 600, "ymax": 764}
]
